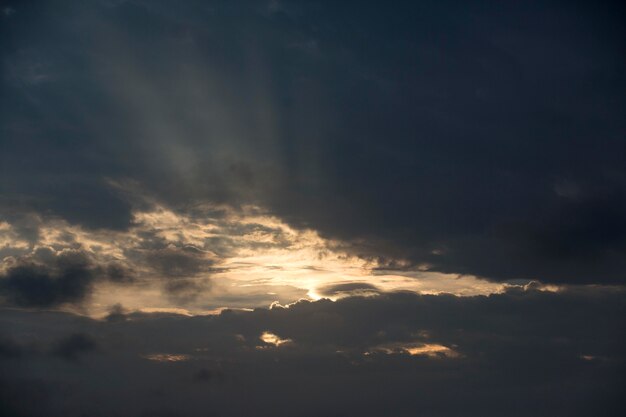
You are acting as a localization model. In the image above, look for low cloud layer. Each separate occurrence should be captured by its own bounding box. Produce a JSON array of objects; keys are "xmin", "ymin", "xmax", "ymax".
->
[{"xmin": 1, "ymin": 288, "xmax": 624, "ymax": 416}]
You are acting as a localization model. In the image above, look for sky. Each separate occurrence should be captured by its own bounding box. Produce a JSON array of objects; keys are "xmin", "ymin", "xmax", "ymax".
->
[{"xmin": 0, "ymin": 1, "xmax": 625, "ymax": 416}]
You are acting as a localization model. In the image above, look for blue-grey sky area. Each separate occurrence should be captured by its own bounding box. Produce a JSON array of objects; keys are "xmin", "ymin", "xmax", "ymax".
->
[{"xmin": 1, "ymin": 1, "xmax": 625, "ymax": 416}]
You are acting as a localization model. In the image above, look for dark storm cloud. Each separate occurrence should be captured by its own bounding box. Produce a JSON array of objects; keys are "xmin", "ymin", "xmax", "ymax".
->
[
  {"xmin": 1, "ymin": 0, "xmax": 626, "ymax": 286},
  {"xmin": 0, "ymin": 251, "xmax": 96, "ymax": 307},
  {"xmin": 0, "ymin": 249, "xmax": 136, "ymax": 308},
  {"xmin": 0, "ymin": 288, "xmax": 624, "ymax": 417},
  {"xmin": 0, "ymin": 240, "xmax": 216, "ymax": 308}
]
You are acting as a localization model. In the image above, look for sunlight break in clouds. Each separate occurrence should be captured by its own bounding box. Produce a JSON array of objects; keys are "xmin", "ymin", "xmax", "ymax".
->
[
  {"xmin": 0, "ymin": 203, "xmax": 506, "ymax": 317},
  {"xmin": 259, "ymin": 331, "xmax": 293, "ymax": 347},
  {"xmin": 367, "ymin": 342, "xmax": 460, "ymax": 359},
  {"xmin": 143, "ymin": 353, "xmax": 192, "ymax": 362}
]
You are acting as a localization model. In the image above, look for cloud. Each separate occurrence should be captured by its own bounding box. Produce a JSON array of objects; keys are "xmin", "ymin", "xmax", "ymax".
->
[
  {"xmin": 192, "ymin": 367, "xmax": 225, "ymax": 384},
  {"xmin": 0, "ymin": 337, "xmax": 23, "ymax": 359},
  {"xmin": 0, "ymin": 288, "xmax": 624, "ymax": 416},
  {"xmin": 0, "ymin": 251, "xmax": 96, "ymax": 308},
  {"xmin": 51, "ymin": 333, "xmax": 97, "ymax": 361},
  {"xmin": 2, "ymin": 3, "xmax": 625, "ymax": 416},
  {"xmin": 145, "ymin": 246, "xmax": 211, "ymax": 278},
  {"xmin": 1, "ymin": 203, "xmax": 509, "ymax": 315},
  {"xmin": 316, "ymin": 282, "xmax": 381, "ymax": 298},
  {"xmin": 2, "ymin": 0, "xmax": 625, "ymax": 285}
]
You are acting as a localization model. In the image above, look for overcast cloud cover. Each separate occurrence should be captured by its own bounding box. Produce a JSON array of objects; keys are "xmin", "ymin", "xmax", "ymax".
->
[
  {"xmin": 2, "ymin": 289, "xmax": 625, "ymax": 417},
  {"xmin": 1, "ymin": 0, "xmax": 625, "ymax": 416}
]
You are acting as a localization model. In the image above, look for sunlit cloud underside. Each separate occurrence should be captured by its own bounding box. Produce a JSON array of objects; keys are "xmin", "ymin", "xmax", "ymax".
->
[{"xmin": 1, "ymin": 203, "xmax": 509, "ymax": 317}]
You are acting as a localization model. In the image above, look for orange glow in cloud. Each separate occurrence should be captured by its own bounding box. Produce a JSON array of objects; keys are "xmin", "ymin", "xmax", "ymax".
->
[
  {"xmin": 0, "ymin": 204, "xmax": 511, "ymax": 317},
  {"xmin": 259, "ymin": 332, "xmax": 293, "ymax": 347}
]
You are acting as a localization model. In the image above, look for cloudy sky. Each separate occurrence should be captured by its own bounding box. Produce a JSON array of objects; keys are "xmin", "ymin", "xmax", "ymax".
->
[{"xmin": 1, "ymin": 1, "xmax": 625, "ymax": 416}]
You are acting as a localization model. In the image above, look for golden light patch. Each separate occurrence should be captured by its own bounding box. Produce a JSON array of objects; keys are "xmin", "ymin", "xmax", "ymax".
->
[
  {"xmin": 404, "ymin": 344, "xmax": 459, "ymax": 358},
  {"xmin": 138, "ymin": 307, "xmax": 194, "ymax": 316},
  {"xmin": 0, "ymin": 222, "xmax": 30, "ymax": 251},
  {"xmin": 142, "ymin": 353, "xmax": 191, "ymax": 362},
  {"xmin": 368, "ymin": 342, "xmax": 460, "ymax": 359},
  {"xmin": 259, "ymin": 331, "xmax": 292, "ymax": 347}
]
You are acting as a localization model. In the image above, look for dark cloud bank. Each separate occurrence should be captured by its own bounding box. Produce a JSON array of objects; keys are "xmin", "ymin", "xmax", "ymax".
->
[
  {"xmin": 1, "ymin": 288, "xmax": 625, "ymax": 417},
  {"xmin": 1, "ymin": 0, "xmax": 625, "ymax": 285}
]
